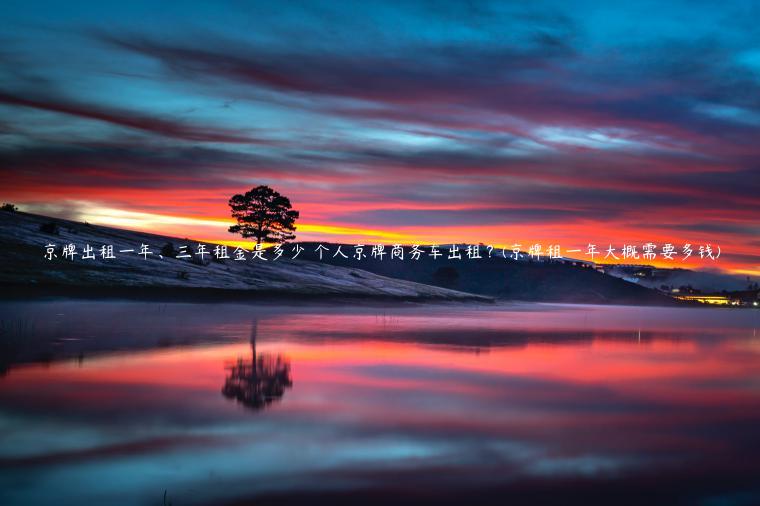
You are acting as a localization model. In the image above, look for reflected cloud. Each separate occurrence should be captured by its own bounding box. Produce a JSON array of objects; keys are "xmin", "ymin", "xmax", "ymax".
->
[{"xmin": 0, "ymin": 302, "xmax": 759, "ymax": 505}]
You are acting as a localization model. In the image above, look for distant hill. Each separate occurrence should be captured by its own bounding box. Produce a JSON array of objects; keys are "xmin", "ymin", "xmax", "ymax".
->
[
  {"xmin": 294, "ymin": 242, "xmax": 677, "ymax": 305},
  {"xmin": 0, "ymin": 211, "xmax": 487, "ymax": 302}
]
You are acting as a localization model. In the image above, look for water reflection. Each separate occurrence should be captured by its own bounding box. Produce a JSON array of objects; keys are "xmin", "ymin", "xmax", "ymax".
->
[
  {"xmin": 0, "ymin": 301, "xmax": 759, "ymax": 505},
  {"xmin": 221, "ymin": 321, "xmax": 292, "ymax": 410}
]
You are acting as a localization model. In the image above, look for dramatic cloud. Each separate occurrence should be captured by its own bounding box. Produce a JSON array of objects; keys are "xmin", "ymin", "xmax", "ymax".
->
[
  {"xmin": 0, "ymin": 0, "xmax": 758, "ymax": 274},
  {"xmin": 0, "ymin": 90, "xmax": 270, "ymax": 144}
]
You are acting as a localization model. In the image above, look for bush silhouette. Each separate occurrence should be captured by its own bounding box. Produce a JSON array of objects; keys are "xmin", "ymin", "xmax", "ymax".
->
[{"xmin": 39, "ymin": 221, "xmax": 59, "ymax": 235}]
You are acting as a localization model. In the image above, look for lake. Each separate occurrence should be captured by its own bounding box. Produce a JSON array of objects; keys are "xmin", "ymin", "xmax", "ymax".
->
[{"xmin": 1, "ymin": 301, "xmax": 759, "ymax": 505}]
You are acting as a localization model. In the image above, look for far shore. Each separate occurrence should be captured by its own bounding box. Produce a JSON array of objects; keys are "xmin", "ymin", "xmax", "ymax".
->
[{"xmin": 0, "ymin": 284, "xmax": 723, "ymax": 309}]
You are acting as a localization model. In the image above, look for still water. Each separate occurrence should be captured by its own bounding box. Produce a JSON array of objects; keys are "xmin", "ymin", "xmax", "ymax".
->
[{"xmin": 1, "ymin": 301, "xmax": 759, "ymax": 505}]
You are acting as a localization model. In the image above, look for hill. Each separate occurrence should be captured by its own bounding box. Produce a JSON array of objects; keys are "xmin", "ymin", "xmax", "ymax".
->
[
  {"xmin": 0, "ymin": 211, "xmax": 488, "ymax": 302},
  {"xmin": 0, "ymin": 210, "xmax": 678, "ymax": 305},
  {"xmin": 294, "ymin": 242, "xmax": 677, "ymax": 305}
]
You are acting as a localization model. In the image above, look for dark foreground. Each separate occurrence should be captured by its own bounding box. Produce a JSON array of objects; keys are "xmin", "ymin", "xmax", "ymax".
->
[{"xmin": 1, "ymin": 301, "xmax": 759, "ymax": 505}]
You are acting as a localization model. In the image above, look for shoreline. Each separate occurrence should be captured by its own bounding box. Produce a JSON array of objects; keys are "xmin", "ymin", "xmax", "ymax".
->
[
  {"xmin": 0, "ymin": 283, "xmax": 701, "ymax": 308},
  {"xmin": 0, "ymin": 283, "xmax": 494, "ymax": 305}
]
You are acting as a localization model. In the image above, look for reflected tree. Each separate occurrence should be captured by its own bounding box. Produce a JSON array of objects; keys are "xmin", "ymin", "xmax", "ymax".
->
[{"xmin": 222, "ymin": 320, "xmax": 292, "ymax": 410}]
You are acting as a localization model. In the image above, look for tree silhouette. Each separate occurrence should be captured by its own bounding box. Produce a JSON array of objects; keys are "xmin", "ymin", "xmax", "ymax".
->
[
  {"xmin": 228, "ymin": 186, "xmax": 299, "ymax": 244},
  {"xmin": 222, "ymin": 320, "xmax": 293, "ymax": 410}
]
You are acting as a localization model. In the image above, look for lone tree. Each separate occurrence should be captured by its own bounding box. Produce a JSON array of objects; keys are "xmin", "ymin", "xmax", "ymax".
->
[{"xmin": 228, "ymin": 185, "xmax": 299, "ymax": 244}]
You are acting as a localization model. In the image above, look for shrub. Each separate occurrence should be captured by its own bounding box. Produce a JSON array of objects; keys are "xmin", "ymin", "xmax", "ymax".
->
[
  {"xmin": 161, "ymin": 242, "xmax": 176, "ymax": 258},
  {"xmin": 1, "ymin": 203, "xmax": 17, "ymax": 212},
  {"xmin": 39, "ymin": 221, "xmax": 60, "ymax": 235},
  {"xmin": 433, "ymin": 266, "xmax": 460, "ymax": 288}
]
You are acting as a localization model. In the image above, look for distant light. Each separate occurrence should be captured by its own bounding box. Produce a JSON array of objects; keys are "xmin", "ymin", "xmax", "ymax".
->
[{"xmin": 754, "ymin": 301, "xmax": 759, "ymax": 307}]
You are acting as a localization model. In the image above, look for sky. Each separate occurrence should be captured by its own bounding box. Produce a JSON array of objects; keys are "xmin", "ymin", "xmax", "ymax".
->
[{"xmin": 0, "ymin": 0, "xmax": 758, "ymax": 275}]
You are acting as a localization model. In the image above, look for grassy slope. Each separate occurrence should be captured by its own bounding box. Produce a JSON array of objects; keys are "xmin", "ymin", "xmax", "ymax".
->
[
  {"xmin": 0, "ymin": 211, "xmax": 676, "ymax": 305},
  {"xmin": 0, "ymin": 211, "xmax": 488, "ymax": 301}
]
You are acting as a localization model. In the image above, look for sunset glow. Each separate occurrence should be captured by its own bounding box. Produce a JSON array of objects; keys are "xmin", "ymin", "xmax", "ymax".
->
[{"xmin": 0, "ymin": 1, "xmax": 757, "ymax": 275}]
